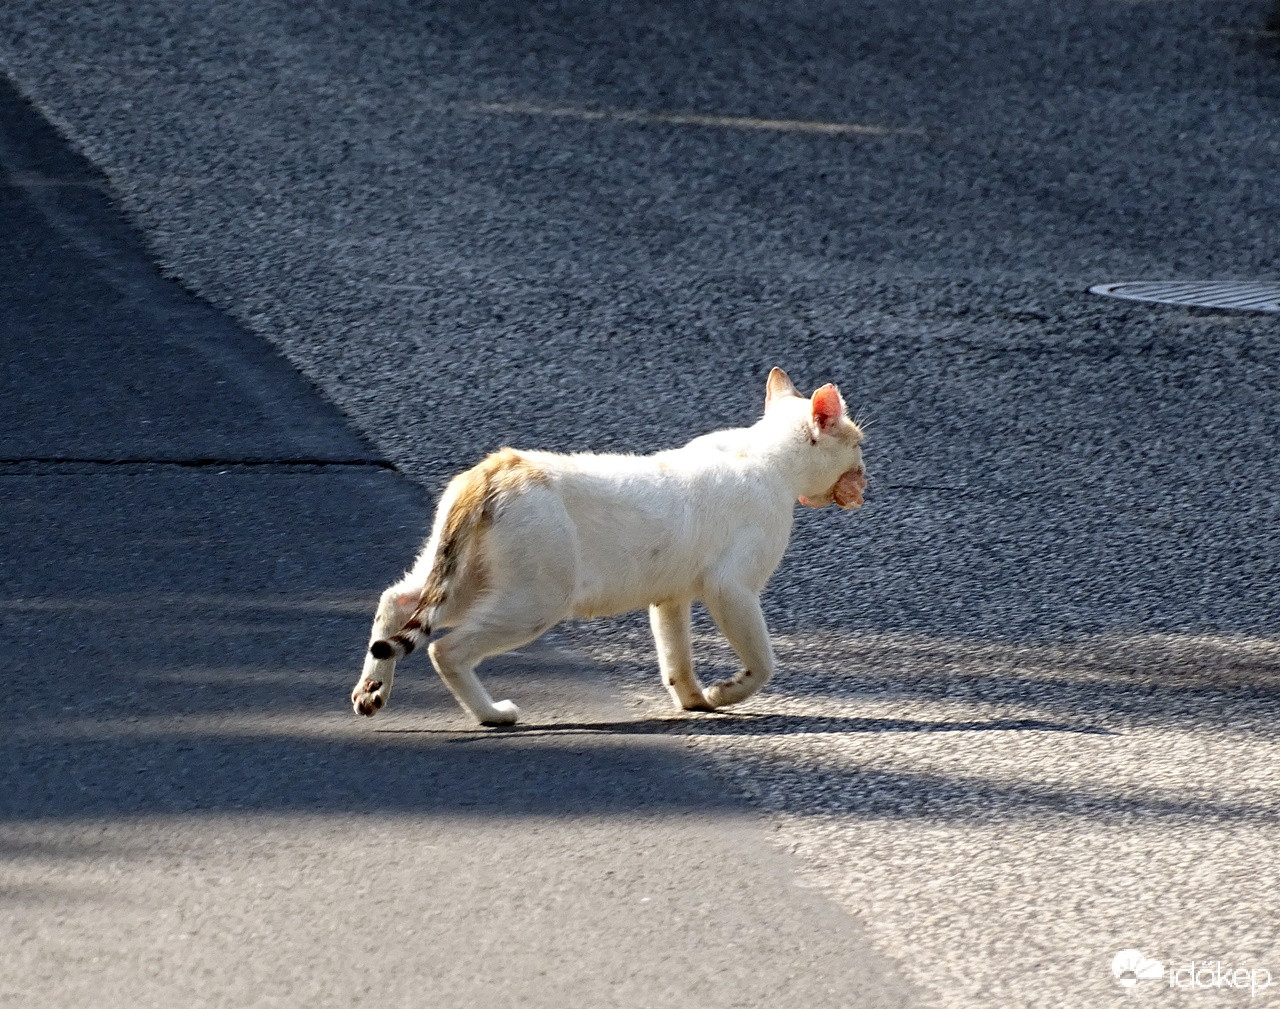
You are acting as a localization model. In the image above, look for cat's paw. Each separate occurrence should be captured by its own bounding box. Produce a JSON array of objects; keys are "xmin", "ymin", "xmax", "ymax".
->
[
  {"xmin": 703, "ymin": 673, "xmax": 758, "ymax": 709},
  {"xmin": 480, "ymin": 699, "xmax": 521, "ymax": 726},
  {"xmin": 679, "ymin": 696, "xmax": 716, "ymax": 712},
  {"xmin": 351, "ymin": 677, "xmax": 388, "ymax": 717},
  {"xmin": 702, "ymin": 682, "xmax": 732, "ymax": 708}
]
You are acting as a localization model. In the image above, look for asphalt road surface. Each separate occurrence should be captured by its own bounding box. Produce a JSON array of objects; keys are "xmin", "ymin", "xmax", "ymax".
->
[{"xmin": 2, "ymin": 1, "xmax": 1278, "ymax": 1006}]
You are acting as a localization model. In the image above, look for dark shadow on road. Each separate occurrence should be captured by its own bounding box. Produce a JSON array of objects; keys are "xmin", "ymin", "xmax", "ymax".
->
[
  {"xmin": 427, "ymin": 712, "xmax": 1113, "ymax": 739},
  {"xmin": 2, "ymin": 724, "xmax": 1267, "ymax": 826}
]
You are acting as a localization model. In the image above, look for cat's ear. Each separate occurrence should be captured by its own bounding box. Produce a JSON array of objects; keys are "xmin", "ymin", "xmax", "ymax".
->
[
  {"xmin": 810, "ymin": 383, "xmax": 847, "ymax": 433},
  {"xmin": 765, "ymin": 367, "xmax": 800, "ymax": 409}
]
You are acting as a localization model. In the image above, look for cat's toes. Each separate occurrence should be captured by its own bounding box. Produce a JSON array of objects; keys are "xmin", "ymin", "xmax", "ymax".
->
[
  {"xmin": 481, "ymin": 699, "xmax": 520, "ymax": 726},
  {"xmin": 702, "ymin": 681, "xmax": 735, "ymax": 708},
  {"xmin": 679, "ymin": 696, "xmax": 716, "ymax": 712},
  {"xmin": 351, "ymin": 678, "xmax": 387, "ymax": 717},
  {"xmin": 703, "ymin": 668, "xmax": 767, "ymax": 708}
]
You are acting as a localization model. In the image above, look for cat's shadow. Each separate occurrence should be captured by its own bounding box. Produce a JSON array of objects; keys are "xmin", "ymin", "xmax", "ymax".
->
[{"xmin": 385, "ymin": 711, "xmax": 1114, "ymax": 740}]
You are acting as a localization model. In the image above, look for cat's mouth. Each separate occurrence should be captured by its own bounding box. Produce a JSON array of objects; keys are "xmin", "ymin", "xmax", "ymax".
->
[{"xmin": 800, "ymin": 468, "xmax": 866, "ymax": 510}]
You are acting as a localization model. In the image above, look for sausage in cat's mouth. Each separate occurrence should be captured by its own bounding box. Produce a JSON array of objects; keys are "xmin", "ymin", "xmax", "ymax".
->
[{"xmin": 833, "ymin": 468, "xmax": 867, "ymax": 509}]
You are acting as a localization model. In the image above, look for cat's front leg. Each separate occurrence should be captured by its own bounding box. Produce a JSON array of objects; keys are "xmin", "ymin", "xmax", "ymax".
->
[
  {"xmin": 649, "ymin": 599, "xmax": 712, "ymax": 711},
  {"xmin": 351, "ymin": 583, "xmax": 419, "ymax": 716},
  {"xmin": 701, "ymin": 581, "xmax": 775, "ymax": 708}
]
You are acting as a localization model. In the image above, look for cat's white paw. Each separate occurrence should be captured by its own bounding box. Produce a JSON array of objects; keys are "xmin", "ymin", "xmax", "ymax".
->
[
  {"xmin": 702, "ymin": 682, "xmax": 732, "ymax": 708},
  {"xmin": 704, "ymin": 674, "xmax": 753, "ymax": 709},
  {"xmin": 351, "ymin": 677, "xmax": 389, "ymax": 717},
  {"xmin": 481, "ymin": 699, "xmax": 520, "ymax": 726}
]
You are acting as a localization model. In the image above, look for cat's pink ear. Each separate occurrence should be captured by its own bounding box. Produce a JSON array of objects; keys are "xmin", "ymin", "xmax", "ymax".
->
[
  {"xmin": 810, "ymin": 384, "xmax": 846, "ymax": 432},
  {"xmin": 765, "ymin": 367, "xmax": 800, "ymax": 409}
]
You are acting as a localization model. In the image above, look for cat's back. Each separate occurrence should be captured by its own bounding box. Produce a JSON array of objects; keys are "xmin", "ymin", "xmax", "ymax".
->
[
  {"xmin": 517, "ymin": 433, "xmax": 760, "ymax": 502},
  {"xmin": 506, "ymin": 436, "xmax": 787, "ymax": 561}
]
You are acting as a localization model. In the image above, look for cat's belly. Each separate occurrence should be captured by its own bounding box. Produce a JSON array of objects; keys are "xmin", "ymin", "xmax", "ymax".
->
[
  {"xmin": 570, "ymin": 597, "xmax": 641, "ymax": 620},
  {"xmin": 570, "ymin": 581, "xmax": 695, "ymax": 620},
  {"xmin": 560, "ymin": 491, "xmax": 790, "ymax": 619},
  {"xmin": 569, "ymin": 562, "xmax": 702, "ymax": 620}
]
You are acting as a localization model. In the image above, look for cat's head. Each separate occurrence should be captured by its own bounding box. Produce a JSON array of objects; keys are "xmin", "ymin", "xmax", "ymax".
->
[{"xmin": 764, "ymin": 367, "xmax": 866, "ymax": 509}]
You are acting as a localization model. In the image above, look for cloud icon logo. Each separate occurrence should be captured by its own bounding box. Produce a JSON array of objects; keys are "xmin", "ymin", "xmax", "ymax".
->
[{"xmin": 1112, "ymin": 949, "xmax": 1165, "ymax": 987}]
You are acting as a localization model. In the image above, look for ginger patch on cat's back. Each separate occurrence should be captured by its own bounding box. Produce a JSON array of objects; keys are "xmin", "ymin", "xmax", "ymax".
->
[
  {"xmin": 448, "ymin": 447, "xmax": 546, "ymax": 522},
  {"xmin": 424, "ymin": 448, "xmax": 547, "ymax": 603},
  {"xmin": 478, "ymin": 447, "xmax": 547, "ymax": 506}
]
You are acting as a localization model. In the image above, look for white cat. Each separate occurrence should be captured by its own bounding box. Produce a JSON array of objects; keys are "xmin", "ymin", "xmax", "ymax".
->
[{"xmin": 351, "ymin": 368, "xmax": 866, "ymax": 725}]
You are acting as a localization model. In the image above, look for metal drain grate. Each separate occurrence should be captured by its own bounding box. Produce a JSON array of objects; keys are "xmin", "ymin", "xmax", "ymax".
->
[{"xmin": 1089, "ymin": 281, "xmax": 1280, "ymax": 313}]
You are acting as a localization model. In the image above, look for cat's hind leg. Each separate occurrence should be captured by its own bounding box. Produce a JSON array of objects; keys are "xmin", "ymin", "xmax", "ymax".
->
[
  {"xmin": 428, "ymin": 589, "xmax": 568, "ymax": 725},
  {"xmin": 351, "ymin": 580, "xmax": 422, "ymax": 716},
  {"xmin": 428, "ymin": 483, "xmax": 576, "ymax": 724},
  {"xmin": 649, "ymin": 599, "xmax": 712, "ymax": 711},
  {"xmin": 701, "ymin": 580, "xmax": 775, "ymax": 708}
]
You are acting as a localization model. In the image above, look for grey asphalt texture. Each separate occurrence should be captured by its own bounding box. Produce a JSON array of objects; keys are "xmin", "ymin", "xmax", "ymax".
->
[{"xmin": 1, "ymin": 0, "xmax": 1278, "ymax": 1006}]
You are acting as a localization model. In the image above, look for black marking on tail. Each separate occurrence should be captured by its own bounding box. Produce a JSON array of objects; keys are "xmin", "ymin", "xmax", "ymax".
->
[
  {"xmin": 391, "ymin": 633, "xmax": 416, "ymax": 655},
  {"xmin": 370, "ymin": 616, "xmax": 431, "ymax": 661}
]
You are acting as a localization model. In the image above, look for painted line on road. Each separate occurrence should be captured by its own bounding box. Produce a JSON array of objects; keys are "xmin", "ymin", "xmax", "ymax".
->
[{"xmin": 437, "ymin": 98, "xmax": 914, "ymax": 137}]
